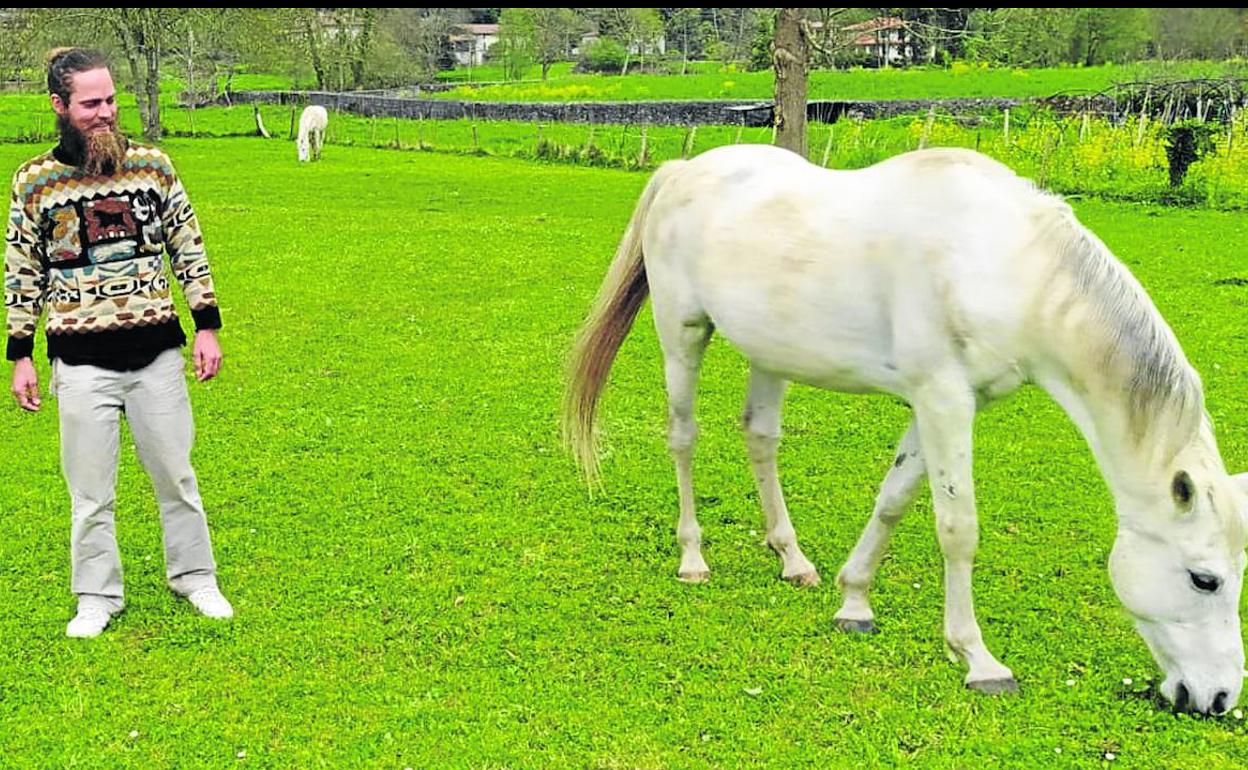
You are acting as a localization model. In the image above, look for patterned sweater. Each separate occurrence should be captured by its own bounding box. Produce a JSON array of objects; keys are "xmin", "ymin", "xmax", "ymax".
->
[{"xmin": 5, "ymin": 141, "xmax": 220, "ymax": 370}]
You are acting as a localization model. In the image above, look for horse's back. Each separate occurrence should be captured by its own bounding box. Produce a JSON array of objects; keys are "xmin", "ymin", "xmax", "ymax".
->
[
  {"xmin": 300, "ymin": 105, "xmax": 328, "ymax": 129},
  {"xmin": 643, "ymin": 145, "xmax": 1058, "ymax": 396}
]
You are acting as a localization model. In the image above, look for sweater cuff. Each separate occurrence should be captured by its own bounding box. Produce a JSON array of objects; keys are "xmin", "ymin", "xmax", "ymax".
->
[
  {"xmin": 191, "ymin": 306, "xmax": 222, "ymax": 331},
  {"xmin": 6, "ymin": 335, "xmax": 34, "ymax": 361}
]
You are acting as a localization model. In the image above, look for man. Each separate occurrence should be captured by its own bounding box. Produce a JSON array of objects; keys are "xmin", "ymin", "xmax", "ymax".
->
[{"xmin": 5, "ymin": 48, "xmax": 233, "ymax": 637}]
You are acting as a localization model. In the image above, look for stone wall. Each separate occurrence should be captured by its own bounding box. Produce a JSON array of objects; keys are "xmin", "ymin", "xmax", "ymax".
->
[{"xmin": 228, "ymin": 90, "xmax": 1033, "ymax": 128}]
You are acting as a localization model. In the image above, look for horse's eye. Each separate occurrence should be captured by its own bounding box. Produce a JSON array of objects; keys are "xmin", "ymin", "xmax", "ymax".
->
[{"xmin": 1189, "ymin": 571, "xmax": 1221, "ymax": 593}]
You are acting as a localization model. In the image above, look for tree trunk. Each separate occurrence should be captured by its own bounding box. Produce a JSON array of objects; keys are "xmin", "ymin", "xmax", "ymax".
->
[
  {"xmin": 773, "ymin": 8, "xmax": 808, "ymax": 158},
  {"xmin": 144, "ymin": 37, "xmax": 162, "ymax": 140},
  {"xmin": 350, "ymin": 8, "xmax": 376, "ymax": 90},
  {"xmin": 301, "ymin": 10, "xmax": 326, "ymax": 90}
]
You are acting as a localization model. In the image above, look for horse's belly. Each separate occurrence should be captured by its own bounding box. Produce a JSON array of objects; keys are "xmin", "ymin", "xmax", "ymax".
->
[{"xmin": 708, "ymin": 297, "xmax": 905, "ymax": 394}]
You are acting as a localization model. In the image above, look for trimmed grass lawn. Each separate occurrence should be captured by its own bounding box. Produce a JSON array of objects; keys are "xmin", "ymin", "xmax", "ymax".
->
[{"xmin": 0, "ymin": 139, "xmax": 1246, "ymax": 768}]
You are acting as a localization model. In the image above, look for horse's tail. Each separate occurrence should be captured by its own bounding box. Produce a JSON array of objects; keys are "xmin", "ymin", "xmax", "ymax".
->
[{"xmin": 562, "ymin": 160, "xmax": 685, "ymax": 485}]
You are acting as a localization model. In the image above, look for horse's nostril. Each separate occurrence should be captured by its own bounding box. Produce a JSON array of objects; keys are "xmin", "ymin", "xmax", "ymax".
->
[
  {"xmin": 1212, "ymin": 691, "xmax": 1229, "ymax": 715},
  {"xmin": 1175, "ymin": 682, "xmax": 1191, "ymax": 713}
]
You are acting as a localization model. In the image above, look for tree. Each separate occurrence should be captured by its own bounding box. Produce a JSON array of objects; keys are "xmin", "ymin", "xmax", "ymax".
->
[
  {"xmin": 1073, "ymin": 8, "xmax": 1150, "ymax": 66},
  {"xmin": 664, "ymin": 8, "xmax": 702, "ymax": 75},
  {"xmin": 704, "ymin": 8, "xmax": 762, "ymax": 69},
  {"xmin": 1152, "ymin": 8, "xmax": 1244, "ymax": 60},
  {"xmin": 584, "ymin": 8, "xmax": 663, "ymax": 74},
  {"xmin": 773, "ymin": 8, "xmax": 808, "ymax": 158},
  {"xmin": 388, "ymin": 8, "xmax": 466, "ymax": 80},
  {"xmin": 497, "ymin": 8, "xmax": 536, "ymax": 81},
  {"xmin": 802, "ymin": 8, "xmax": 873, "ymax": 70},
  {"xmin": 896, "ymin": 8, "xmax": 974, "ymax": 65},
  {"xmin": 531, "ymin": 8, "xmax": 583, "ymax": 80},
  {"xmin": 98, "ymin": 8, "xmax": 189, "ymax": 141},
  {"xmin": 0, "ymin": 8, "xmax": 42, "ymax": 84},
  {"xmin": 966, "ymin": 8, "xmax": 1080, "ymax": 67}
]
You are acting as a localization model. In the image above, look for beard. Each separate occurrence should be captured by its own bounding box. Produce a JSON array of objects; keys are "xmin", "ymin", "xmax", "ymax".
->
[{"xmin": 58, "ymin": 114, "xmax": 127, "ymax": 176}]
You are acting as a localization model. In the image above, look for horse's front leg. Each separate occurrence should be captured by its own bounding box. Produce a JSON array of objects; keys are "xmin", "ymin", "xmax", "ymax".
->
[
  {"xmin": 834, "ymin": 419, "xmax": 925, "ymax": 633},
  {"xmin": 911, "ymin": 378, "xmax": 1017, "ymax": 694}
]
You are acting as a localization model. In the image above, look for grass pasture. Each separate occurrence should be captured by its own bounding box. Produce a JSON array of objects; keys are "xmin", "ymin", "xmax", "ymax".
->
[{"xmin": 0, "ymin": 139, "xmax": 1247, "ymax": 768}]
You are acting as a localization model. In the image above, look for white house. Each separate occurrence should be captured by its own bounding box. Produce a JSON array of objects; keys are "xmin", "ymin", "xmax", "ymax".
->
[
  {"xmin": 844, "ymin": 17, "xmax": 913, "ymax": 66},
  {"xmin": 450, "ymin": 23, "xmax": 500, "ymax": 67}
]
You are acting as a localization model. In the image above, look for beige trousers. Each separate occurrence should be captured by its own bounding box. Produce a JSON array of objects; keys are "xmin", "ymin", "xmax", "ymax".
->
[{"xmin": 54, "ymin": 348, "xmax": 217, "ymax": 607}]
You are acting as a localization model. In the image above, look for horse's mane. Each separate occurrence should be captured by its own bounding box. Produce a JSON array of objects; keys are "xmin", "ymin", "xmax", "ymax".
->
[{"xmin": 1047, "ymin": 202, "xmax": 1204, "ymax": 458}]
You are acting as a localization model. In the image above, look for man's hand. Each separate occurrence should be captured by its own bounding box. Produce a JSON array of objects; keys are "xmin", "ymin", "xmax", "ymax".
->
[
  {"xmin": 193, "ymin": 330, "xmax": 223, "ymax": 382},
  {"xmin": 11, "ymin": 357, "xmax": 40, "ymax": 411}
]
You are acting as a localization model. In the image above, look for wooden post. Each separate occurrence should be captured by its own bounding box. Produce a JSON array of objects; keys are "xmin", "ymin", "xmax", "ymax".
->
[
  {"xmin": 682, "ymin": 125, "xmax": 697, "ymax": 158},
  {"xmin": 253, "ymin": 104, "xmax": 270, "ymax": 139},
  {"xmin": 1003, "ymin": 108, "xmax": 1010, "ymax": 145},
  {"xmin": 918, "ymin": 105, "xmax": 936, "ymax": 149},
  {"xmin": 288, "ymin": 106, "xmax": 297, "ymax": 140},
  {"xmin": 735, "ymin": 123, "xmax": 744, "ymax": 144},
  {"xmin": 472, "ymin": 123, "xmax": 479, "ymax": 152},
  {"xmin": 820, "ymin": 125, "xmax": 834, "ymax": 167},
  {"xmin": 638, "ymin": 125, "xmax": 649, "ymax": 165}
]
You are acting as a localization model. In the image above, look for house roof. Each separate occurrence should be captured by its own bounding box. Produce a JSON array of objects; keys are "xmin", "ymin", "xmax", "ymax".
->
[
  {"xmin": 455, "ymin": 23, "xmax": 499, "ymax": 36},
  {"xmin": 843, "ymin": 16, "xmax": 905, "ymax": 33}
]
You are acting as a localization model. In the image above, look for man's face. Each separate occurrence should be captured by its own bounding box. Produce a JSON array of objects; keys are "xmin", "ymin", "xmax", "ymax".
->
[{"xmin": 51, "ymin": 67, "xmax": 117, "ymax": 136}]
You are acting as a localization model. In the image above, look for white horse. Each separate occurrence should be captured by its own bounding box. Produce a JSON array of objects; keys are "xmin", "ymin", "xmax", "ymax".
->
[
  {"xmin": 297, "ymin": 105, "xmax": 328, "ymax": 162},
  {"xmin": 563, "ymin": 143, "xmax": 1248, "ymax": 714}
]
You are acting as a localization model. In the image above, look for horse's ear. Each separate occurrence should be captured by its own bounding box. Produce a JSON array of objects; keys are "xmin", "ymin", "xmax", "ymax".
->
[{"xmin": 1172, "ymin": 470, "xmax": 1195, "ymax": 512}]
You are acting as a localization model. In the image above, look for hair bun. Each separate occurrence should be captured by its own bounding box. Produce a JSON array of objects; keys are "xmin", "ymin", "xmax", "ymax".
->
[{"xmin": 45, "ymin": 47, "xmax": 75, "ymax": 65}]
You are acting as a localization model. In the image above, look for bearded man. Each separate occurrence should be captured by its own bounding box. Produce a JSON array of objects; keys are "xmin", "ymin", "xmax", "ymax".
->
[{"xmin": 5, "ymin": 48, "xmax": 233, "ymax": 637}]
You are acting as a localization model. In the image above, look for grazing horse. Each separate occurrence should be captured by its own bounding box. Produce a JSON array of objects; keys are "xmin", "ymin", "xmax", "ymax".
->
[
  {"xmin": 563, "ymin": 144, "xmax": 1248, "ymax": 714},
  {"xmin": 296, "ymin": 105, "xmax": 328, "ymax": 162}
]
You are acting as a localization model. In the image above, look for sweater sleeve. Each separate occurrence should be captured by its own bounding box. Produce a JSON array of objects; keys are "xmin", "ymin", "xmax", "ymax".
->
[
  {"xmin": 5, "ymin": 180, "xmax": 47, "ymax": 361},
  {"xmin": 163, "ymin": 169, "xmax": 221, "ymax": 330}
]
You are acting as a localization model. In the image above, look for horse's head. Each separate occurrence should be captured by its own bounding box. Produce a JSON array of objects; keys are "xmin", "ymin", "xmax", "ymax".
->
[{"xmin": 1109, "ymin": 460, "xmax": 1248, "ymax": 715}]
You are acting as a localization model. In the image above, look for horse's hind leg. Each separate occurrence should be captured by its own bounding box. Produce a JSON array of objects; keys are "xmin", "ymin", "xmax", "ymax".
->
[
  {"xmin": 743, "ymin": 367, "xmax": 819, "ymax": 587},
  {"xmin": 834, "ymin": 420, "xmax": 925, "ymax": 633},
  {"xmin": 657, "ymin": 315, "xmax": 713, "ymax": 582}
]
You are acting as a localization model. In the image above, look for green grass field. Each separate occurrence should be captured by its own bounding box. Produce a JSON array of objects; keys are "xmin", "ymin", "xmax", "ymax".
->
[{"xmin": 1, "ymin": 139, "xmax": 1247, "ymax": 768}]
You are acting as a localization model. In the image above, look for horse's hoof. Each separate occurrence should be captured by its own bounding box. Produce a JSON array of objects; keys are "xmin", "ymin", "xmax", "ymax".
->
[
  {"xmin": 678, "ymin": 571, "xmax": 710, "ymax": 584},
  {"xmin": 834, "ymin": 618, "xmax": 879, "ymax": 635},
  {"xmin": 967, "ymin": 678, "xmax": 1020, "ymax": 695},
  {"xmin": 784, "ymin": 571, "xmax": 821, "ymax": 588}
]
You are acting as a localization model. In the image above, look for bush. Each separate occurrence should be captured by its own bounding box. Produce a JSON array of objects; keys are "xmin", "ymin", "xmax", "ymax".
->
[
  {"xmin": 580, "ymin": 38, "xmax": 628, "ymax": 74},
  {"xmin": 1163, "ymin": 120, "xmax": 1218, "ymax": 187}
]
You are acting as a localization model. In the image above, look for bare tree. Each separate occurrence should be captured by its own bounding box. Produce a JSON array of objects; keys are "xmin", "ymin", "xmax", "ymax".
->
[
  {"xmin": 801, "ymin": 8, "xmax": 866, "ymax": 69},
  {"xmin": 95, "ymin": 8, "xmax": 188, "ymax": 141},
  {"xmin": 390, "ymin": 9, "xmax": 466, "ymax": 80},
  {"xmin": 665, "ymin": 8, "xmax": 702, "ymax": 75}
]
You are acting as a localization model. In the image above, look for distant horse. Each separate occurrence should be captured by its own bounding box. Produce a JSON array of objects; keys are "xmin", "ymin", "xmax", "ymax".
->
[
  {"xmin": 297, "ymin": 105, "xmax": 328, "ymax": 162},
  {"xmin": 563, "ymin": 144, "xmax": 1248, "ymax": 714}
]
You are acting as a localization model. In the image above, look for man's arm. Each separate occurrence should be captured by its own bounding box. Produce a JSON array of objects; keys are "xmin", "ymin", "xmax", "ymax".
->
[
  {"xmin": 162, "ymin": 164, "xmax": 223, "ymax": 382},
  {"xmin": 6, "ymin": 181, "xmax": 47, "ymax": 410}
]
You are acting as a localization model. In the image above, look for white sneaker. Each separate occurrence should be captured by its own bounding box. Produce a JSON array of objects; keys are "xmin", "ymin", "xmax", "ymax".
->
[
  {"xmin": 185, "ymin": 586, "xmax": 234, "ymax": 619},
  {"xmin": 67, "ymin": 598, "xmax": 120, "ymax": 638}
]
